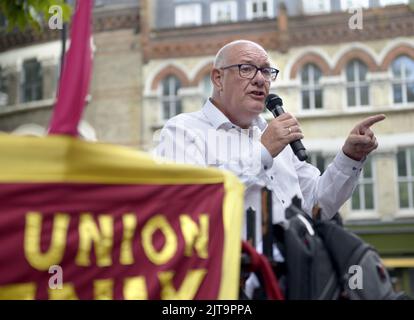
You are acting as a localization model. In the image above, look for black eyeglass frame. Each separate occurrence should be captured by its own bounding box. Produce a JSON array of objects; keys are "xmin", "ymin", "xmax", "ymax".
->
[{"xmin": 220, "ymin": 63, "xmax": 279, "ymax": 81}]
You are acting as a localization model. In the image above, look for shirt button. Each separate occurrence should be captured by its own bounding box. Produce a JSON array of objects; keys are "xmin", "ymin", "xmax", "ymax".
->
[
  {"xmin": 270, "ymin": 176, "xmax": 274, "ymax": 180},
  {"xmin": 282, "ymin": 200, "xmax": 285, "ymax": 204},
  {"xmin": 264, "ymin": 165, "xmax": 268, "ymax": 170}
]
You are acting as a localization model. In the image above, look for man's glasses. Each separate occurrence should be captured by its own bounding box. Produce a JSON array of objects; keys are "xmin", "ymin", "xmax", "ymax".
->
[{"xmin": 220, "ymin": 64, "xmax": 279, "ymax": 82}]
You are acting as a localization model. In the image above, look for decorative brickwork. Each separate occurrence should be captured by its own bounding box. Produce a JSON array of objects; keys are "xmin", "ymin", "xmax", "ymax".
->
[
  {"xmin": 290, "ymin": 53, "xmax": 332, "ymax": 79},
  {"xmin": 191, "ymin": 62, "xmax": 214, "ymax": 87},
  {"xmin": 140, "ymin": 3, "xmax": 414, "ymax": 62},
  {"xmin": 150, "ymin": 65, "xmax": 191, "ymax": 90},
  {"xmin": 380, "ymin": 44, "xmax": 414, "ymax": 71},
  {"xmin": 333, "ymin": 49, "xmax": 379, "ymax": 75}
]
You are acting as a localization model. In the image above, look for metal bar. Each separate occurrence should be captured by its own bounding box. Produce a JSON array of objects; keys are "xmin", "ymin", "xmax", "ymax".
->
[
  {"xmin": 261, "ymin": 187, "xmax": 273, "ymax": 260},
  {"xmin": 246, "ymin": 206, "xmax": 256, "ymax": 248}
]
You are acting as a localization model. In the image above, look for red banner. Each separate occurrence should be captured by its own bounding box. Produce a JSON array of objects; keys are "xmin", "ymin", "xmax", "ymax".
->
[{"xmin": 0, "ymin": 135, "xmax": 244, "ymax": 300}]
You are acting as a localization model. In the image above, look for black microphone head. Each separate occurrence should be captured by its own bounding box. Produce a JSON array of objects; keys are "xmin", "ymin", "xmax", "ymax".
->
[
  {"xmin": 265, "ymin": 94, "xmax": 283, "ymax": 111},
  {"xmin": 265, "ymin": 94, "xmax": 284, "ymax": 116}
]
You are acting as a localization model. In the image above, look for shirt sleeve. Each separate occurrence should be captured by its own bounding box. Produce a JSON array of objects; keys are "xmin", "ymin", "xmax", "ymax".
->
[{"xmin": 294, "ymin": 149, "xmax": 364, "ymax": 220}]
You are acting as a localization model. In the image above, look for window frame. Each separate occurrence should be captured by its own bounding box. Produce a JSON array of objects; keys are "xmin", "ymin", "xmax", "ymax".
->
[
  {"xmin": 391, "ymin": 55, "xmax": 414, "ymax": 105},
  {"xmin": 300, "ymin": 63, "xmax": 323, "ymax": 111},
  {"xmin": 0, "ymin": 66, "xmax": 8, "ymax": 106},
  {"xmin": 302, "ymin": 0, "xmax": 331, "ymax": 15},
  {"xmin": 21, "ymin": 58, "xmax": 43, "ymax": 103},
  {"xmin": 175, "ymin": 3, "xmax": 202, "ymax": 27},
  {"xmin": 246, "ymin": 0, "xmax": 274, "ymax": 20},
  {"xmin": 351, "ymin": 157, "xmax": 376, "ymax": 212},
  {"xmin": 210, "ymin": 1, "xmax": 237, "ymax": 24},
  {"xmin": 340, "ymin": 0, "xmax": 369, "ymax": 10},
  {"xmin": 346, "ymin": 59, "xmax": 370, "ymax": 108},
  {"xmin": 200, "ymin": 73, "xmax": 213, "ymax": 102},
  {"xmin": 379, "ymin": 0, "xmax": 409, "ymax": 7},
  {"xmin": 160, "ymin": 75, "xmax": 182, "ymax": 121},
  {"xmin": 397, "ymin": 147, "xmax": 414, "ymax": 211},
  {"xmin": 306, "ymin": 151, "xmax": 329, "ymax": 175}
]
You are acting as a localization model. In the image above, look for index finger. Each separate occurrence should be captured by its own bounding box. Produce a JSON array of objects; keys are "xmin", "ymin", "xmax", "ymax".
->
[{"xmin": 359, "ymin": 114, "xmax": 386, "ymax": 129}]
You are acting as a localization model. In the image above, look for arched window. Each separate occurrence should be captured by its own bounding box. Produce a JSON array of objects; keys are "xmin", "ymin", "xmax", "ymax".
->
[
  {"xmin": 161, "ymin": 75, "xmax": 182, "ymax": 120},
  {"xmin": 346, "ymin": 59, "xmax": 369, "ymax": 107},
  {"xmin": 392, "ymin": 55, "xmax": 414, "ymax": 104},
  {"xmin": 21, "ymin": 59, "xmax": 43, "ymax": 103},
  {"xmin": 301, "ymin": 63, "xmax": 323, "ymax": 110}
]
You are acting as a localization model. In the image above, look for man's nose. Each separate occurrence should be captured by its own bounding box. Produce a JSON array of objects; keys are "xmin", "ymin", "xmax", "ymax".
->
[{"xmin": 252, "ymin": 69, "xmax": 266, "ymax": 86}]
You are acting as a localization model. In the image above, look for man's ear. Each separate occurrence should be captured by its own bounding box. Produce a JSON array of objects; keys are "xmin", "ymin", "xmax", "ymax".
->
[{"xmin": 211, "ymin": 68, "xmax": 223, "ymax": 92}]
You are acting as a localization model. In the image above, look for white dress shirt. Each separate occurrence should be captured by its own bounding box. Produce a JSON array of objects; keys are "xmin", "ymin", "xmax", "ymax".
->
[{"xmin": 154, "ymin": 99, "xmax": 364, "ymax": 247}]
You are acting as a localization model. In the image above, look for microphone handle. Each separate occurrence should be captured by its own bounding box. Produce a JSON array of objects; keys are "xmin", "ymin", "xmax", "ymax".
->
[{"xmin": 269, "ymin": 106, "xmax": 308, "ymax": 161}]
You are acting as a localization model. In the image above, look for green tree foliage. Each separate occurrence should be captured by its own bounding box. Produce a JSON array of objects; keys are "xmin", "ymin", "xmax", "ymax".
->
[{"xmin": 0, "ymin": 0, "xmax": 72, "ymax": 32}]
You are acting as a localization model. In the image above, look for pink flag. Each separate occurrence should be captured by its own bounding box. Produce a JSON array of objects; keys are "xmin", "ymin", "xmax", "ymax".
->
[{"xmin": 48, "ymin": 0, "xmax": 93, "ymax": 136}]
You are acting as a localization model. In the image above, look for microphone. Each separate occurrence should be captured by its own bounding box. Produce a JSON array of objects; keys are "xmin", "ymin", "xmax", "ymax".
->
[{"xmin": 265, "ymin": 94, "xmax": 308, "ymax": 161}]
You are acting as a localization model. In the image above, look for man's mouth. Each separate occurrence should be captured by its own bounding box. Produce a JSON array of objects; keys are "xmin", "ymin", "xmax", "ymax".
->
[{"xmin": 249, "ymin": 91, "xmax": 266, "ymax": 99}]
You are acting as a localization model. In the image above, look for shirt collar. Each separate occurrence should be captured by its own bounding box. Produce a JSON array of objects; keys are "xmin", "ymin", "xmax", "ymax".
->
[{"xmin": 202, "ymin": 98, "xmax": 268, "ymax": 131}]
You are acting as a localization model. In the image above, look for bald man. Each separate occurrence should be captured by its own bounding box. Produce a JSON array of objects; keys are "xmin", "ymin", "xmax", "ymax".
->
[{"xmin": 154, "ymin": 40, "xmax": 384, "ymax": 247}]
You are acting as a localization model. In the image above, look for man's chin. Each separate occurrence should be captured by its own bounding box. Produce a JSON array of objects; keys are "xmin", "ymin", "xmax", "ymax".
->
[
  {"xmin": 246, "ymin": 96, "xmax": 265, "ymax": 109},
  {"xmin": 249, "ymin": 103, "xmax": 265, "ymax": 114}
]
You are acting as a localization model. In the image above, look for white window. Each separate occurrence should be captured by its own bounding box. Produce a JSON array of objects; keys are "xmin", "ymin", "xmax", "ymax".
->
[
  {"xmin": 175, "ymin": 4, "xmax": 202, "ymax": 27},
  {"xmin": 211, "ymin": 1, "xmax": 237, "ymax": 23},
  {"xmin": 352, "ymin": 157, "xmax": 375, "ymax": 211},
  {"xmin": 246, "ymin": 0, "xmax": 274, "ymax": 20},
  {"xmin": 201, "ymin": 74, "xmax": 213, "ymax": 102},
  {"xmin": 346, "ymin": 59, "xmax": 369, "ymax": 107},
  {"xmin": 301, "ymin": 63, "xmax": 323, "ymax": 110},
  {"xmin": 21, "ymin": 59, "xmax": 43, "ymax": 103},
  {"xmin": 161, "ymin": 76, "xmax": 182, "ymax": 120},
  {"xmin": 397, "ymin": 147, "xmax": 414, "ymax": 209},
  {"xmin": 0, "ymin": 66, "xmax": 8, "ymax": 106},
  {"xmin": 302, "ymin": 0, "xmax": 331, "ymax": 14},
  {"xmin": 379, "ymin": 0, "xmax": 409, "ymax": 6},
  {"xmin": 392, "ymin": 55, "xmax": 414, "ymax": 104},
  {"xmin": 340, "ymin": 0, "xmax": 369, "ymax": 10}
]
